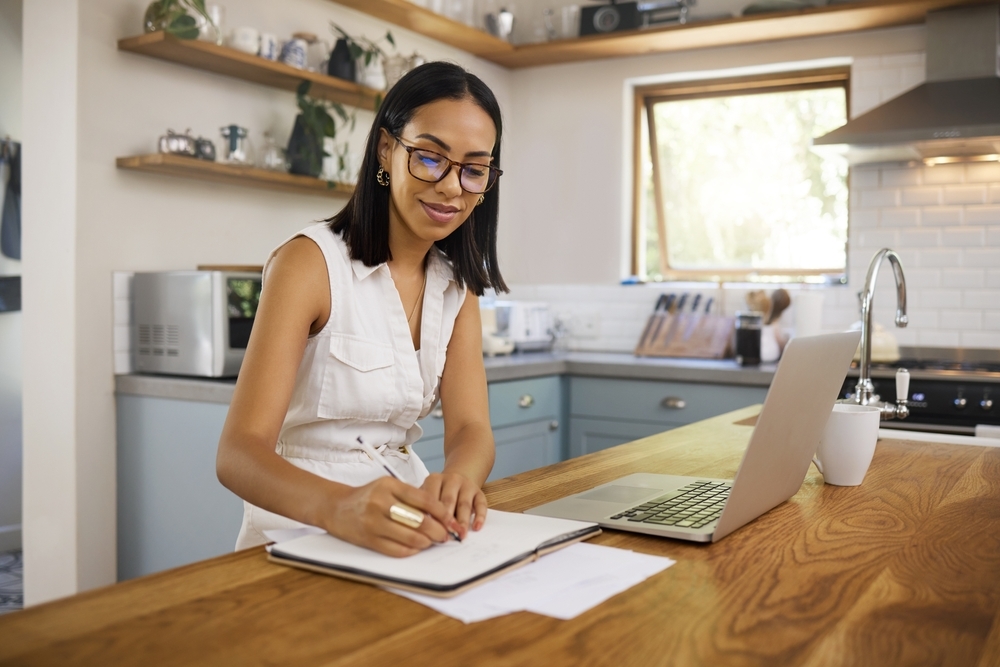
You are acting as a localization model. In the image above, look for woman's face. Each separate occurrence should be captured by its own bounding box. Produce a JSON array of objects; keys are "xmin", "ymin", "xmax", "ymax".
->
[{"xmin": 378, "ymin": 97, "xmax": 497, "ymax": 248}]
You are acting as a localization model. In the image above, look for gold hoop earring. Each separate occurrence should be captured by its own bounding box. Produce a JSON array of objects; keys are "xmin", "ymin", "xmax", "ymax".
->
[
  {"xmin": 478, "ymin": 195, "xmax": 485, "ymax": 206},
  {"xmin": 376, "ymin": 167, "xmax": 390, "ymax": 186}
]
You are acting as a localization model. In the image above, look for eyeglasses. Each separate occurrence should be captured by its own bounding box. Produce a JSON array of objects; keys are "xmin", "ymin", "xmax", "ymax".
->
[{"xmin": 393, "ymin": 135, "xmax": 502, "ymax": 195}]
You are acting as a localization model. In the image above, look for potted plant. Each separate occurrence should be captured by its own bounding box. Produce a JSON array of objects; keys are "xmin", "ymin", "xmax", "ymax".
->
[
  {"xmin": 328, "ymin": 23, "xmax": 395, "ymax": 89},
  {"xmin": 143, "ymin": 0, "xmax": 214, "ymax": 39},
  {"xmin": 286, "ymin": 81, "xmax": 355, "ymax": 179}
]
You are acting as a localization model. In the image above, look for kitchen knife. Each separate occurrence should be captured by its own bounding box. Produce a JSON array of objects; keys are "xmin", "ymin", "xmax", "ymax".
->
[
  {"xmin": 681, "ymin": 293, "xmax": 704, "ymax": 341},
  {"xmin": 646, "ymin": 293, "xmax": 675, "ymax": 351},
  {"xmin": 704, "ymin": 297, "xmax": 714, "ymax": 314},
  {"xmin": 656, "ymin": 292, "xmax": 688, "ymax": 350},
  {"xmin": 636, "ymin": 294, "xmax": 667, "ymax": 351}
]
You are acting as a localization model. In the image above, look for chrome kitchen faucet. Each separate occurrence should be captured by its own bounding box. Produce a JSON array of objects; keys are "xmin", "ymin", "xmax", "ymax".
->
[{"xmin": 848, "ymin": 248, "xmax": 911, "ymax": 421}]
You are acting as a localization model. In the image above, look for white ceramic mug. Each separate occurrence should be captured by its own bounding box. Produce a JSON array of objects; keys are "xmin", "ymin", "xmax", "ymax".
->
[
  {"xmin": 229, "ymin": 26, "xmax": 260, "ymax": 54},
  {"xmin": 812, "ymin": 403, "xmax": 881, "ymax": 486},
  {"xmin": 259, "ymin": 33, "xmax": 279, "ymax": 60}
]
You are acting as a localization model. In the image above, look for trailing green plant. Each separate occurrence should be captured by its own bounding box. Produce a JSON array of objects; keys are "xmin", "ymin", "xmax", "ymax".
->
[
  {"xmin": 329, "ymin": 23, "xmax": 395, "ymax": 67},
  {"xmin": 144, "ymin": 0, "xmax": 214, "ymax": 39},
  {"xmin": 288, "ymin": 80, "xmax": 356, "ymax": 178}
]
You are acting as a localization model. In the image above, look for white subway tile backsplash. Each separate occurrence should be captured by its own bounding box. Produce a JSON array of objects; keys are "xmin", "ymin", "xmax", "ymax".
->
[
  {"xmin": 922, "ymin": 164, "xmax": 965, "ymax": 185},
  {"xmin": 114, "ymin": 352, "xmax": 133, "ymax": 376},
  {"xmin": 988, "ymin": 228, "xmax": 1000, "ymax": 247},
  {"xmin": 860, "ymin": 189, "xmax": 899, "ymax": 209},
  {"xmin": 113, "ymin": 297, "xmax": 132, "ymax": 325},
  {"xmin": 892, "ymin": 329, "xmax": 919, "ymax": 347},
  {"xmin": 921, "ymin": 207, "xmax": 963, "ymax": 226},
  {"xmin": 939, "ymin": 309, "xmax": 983, "ymax": 330},
  {"xmin": 917, "ymin": 330, "xmax": 960, "ymax": 347},
  {"xmin": 113, "ymin": 325, "xmax": 131, "ymax": 352},
  {"xmin": 964, "ymin": 248, "xmax": 1000, "ymax": 267},
  {"xmin": 901, "ymin": 187, "xmax": 940, "ymax": 206},
  {"xmin": 850, "ymin": 88, "xmax": 882, "ymax": 117},
  {"xmin": 942, "ymin": 227, "xmax": 985, "ymax": 247},
  {"xmin": 964, "ymin": 206, "xmax": 1000, "ymax": 226},
  {"xmin": 984, "ymin": 311, "xmax": 1000, "ymax": 330},
  {"xmin": 966, "ymin": 162, "xmax": 1000, "ymax": 183},
  {"xmin": 905, "ymin": 308, "xmax": 939, "ymax": 329},
  {"xmin": 916, "ymin": 248, "xmax": 960, "ymax": 268},
  {"xmin": 899, "ymin": 66, "xmax": 924, "ymax": 90},
  {"xmin": 914, "ymin": 288, "xmax": 959, "ymax": 308},
  {"xmin": 880, "ymin": 52, "xmax": 924, "ymax": 68},
  {"xmin": 899, "ymin": 229, "xmax": 939, "ymax": 247},
  {"xmin": 963, "ymin": 290, "xmax": 999, "ymax": 309},
  {"xmin": 850, "ymin": 168, "xmax": 880, "ymax": 190},
  {"xmin": 858, "ymin": 230, "xmax": 897, "ymax": 249},
  {"xmin": 881, "ymin": 168, "xmax": 921, "ymax": 187},
  {"xmin": 942, "ymin": 269, "xmax": 985, "ymax": 289},
  {"xmin": 990, "ymin": 184, "xmax": 1000, "ymax": 204},
  {"xmin": 880, "ymin": 208, "xmax": 918, "ymax": 227},
  {"xmin": 901, "ymin": 268, "xmax": 941, "ymax": 288},
  {"xmin": 960, "ymin": 331, "xmax": 1000, "ymax": 347},
  {"xmin": 850, "ymin": 209, "xmax": 879, "ymax": 230},
  {"xmin": 944, "ymin": 185, "xmax": 988, "ymax": 205},
  {"xmin": 988, "ymin": 270, "xmax": 1000, "ymax": 289}
]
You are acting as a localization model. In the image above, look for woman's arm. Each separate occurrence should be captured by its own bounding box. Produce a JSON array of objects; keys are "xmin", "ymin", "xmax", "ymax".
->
[
  {"xmin": 421, "ymin": 290, "xmax": 496, "ymax": 532},
  {"xmin": 216, "ymin": 237, "xmax": 460, "ymax": 556}
]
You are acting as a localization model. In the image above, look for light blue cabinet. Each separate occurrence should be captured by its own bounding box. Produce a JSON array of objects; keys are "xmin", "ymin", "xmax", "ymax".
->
[
  {"xmin": 567, "ymin": 377, "xmax": 768, "ymax": 458},
  {"xmin": 411, "ymin": 375, "xmax": 563, "ymax": 481},
  {"xmin": 116, "ymin": 395, "xmax": 242, "ymax": 581}
]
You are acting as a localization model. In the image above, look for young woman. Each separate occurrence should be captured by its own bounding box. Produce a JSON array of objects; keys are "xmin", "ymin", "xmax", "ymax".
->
[{"xmin": 217, "ymin": 62, "xmax": 507, "ymax": 557}]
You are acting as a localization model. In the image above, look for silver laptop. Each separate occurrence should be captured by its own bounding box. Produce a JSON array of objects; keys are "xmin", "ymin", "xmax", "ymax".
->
[{"xmin": 525, "ymin": 331, "xmax": 862, "ymax": 543}]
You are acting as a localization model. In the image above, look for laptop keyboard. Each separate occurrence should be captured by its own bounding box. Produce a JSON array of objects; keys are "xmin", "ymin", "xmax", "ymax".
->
[{"xmin": 608, "ymin": 481, "xmax": 731, "ymax": 529}]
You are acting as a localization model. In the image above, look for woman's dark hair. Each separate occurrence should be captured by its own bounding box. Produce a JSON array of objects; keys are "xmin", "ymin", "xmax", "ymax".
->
[{"xmin": 327, "ymin": 61, "xmax": 507, "ymax": 295}]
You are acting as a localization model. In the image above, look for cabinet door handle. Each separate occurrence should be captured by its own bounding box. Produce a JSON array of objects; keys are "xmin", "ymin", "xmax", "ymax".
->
[
  {"xmin": 549, "ymin": 420, "xmax": 559, "ymax": 431},
  {"xmin": 518, "ymin": 394, "xmax": 535, "ymax": 408},
  {"xmin": 661, "ymin": 396, "xmax": 686, "ymax": 410},
  {"xmin": 431, "ymin": 406, "xmax": 444, "ymax": 419}
]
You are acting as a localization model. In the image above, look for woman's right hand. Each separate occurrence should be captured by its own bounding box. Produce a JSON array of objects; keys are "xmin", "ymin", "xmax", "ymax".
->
[{"xmin": 327, "ymin": 478, "xmax": 464, "ymax": 557}]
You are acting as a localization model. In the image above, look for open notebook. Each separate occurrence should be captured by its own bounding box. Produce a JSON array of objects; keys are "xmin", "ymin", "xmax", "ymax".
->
[{"xmin": 268, "ymin": 510, "xmax": 601, "ymax": 598}]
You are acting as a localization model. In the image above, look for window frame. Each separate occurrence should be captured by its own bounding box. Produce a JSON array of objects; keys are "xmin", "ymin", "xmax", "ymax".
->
[{"xmin": 632, "ymin": 66, "xmax": 852, "ymax": 282}]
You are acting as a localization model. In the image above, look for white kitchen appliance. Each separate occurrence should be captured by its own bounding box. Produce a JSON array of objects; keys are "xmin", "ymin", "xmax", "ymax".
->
[
  {"xmin": 493, "ymin": 301, "xmax": 555, "ymax": 352},
  {"xmin": 132, "ymin": 270, "xmax": 261, "ymax": 377}
]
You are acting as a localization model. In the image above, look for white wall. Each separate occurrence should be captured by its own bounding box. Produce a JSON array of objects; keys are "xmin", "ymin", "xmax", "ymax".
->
[
  {"xmin": 22, "ymin": 0, "xmax": 511, "ymax": 604},
  {"xmin": 0, "ymin": 0, "xmax": 22, "ymax": 554}
]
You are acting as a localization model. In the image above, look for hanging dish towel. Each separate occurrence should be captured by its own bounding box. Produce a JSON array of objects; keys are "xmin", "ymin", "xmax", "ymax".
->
[{"xmin": 1, "ymin": 141, "xmax": 21, "ymax": 260}]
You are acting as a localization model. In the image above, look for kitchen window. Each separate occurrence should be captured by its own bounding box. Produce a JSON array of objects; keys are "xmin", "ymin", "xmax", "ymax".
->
[{"xmin": 633, "ymin": 67, "xmax": 850, "ymax": 283}]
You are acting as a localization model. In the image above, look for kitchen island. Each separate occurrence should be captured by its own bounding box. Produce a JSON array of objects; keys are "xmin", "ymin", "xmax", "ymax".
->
[{"xmin": 4, "ymin": 405, "xmax": 999, "ymax": 666}]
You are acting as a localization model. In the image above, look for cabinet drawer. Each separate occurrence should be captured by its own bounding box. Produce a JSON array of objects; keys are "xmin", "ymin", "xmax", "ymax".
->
[
  {"xmin": 489, "ymin": 375, "xmax": 561, "ymax": 429},
  {"xmin": 570, "ymin": 377, "xmax": 767, "ymax": 426}
]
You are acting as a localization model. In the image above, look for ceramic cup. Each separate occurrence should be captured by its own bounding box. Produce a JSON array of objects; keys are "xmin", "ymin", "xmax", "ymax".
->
[
  {"xmin": 229, "ymin": 26, "xmax": 260, "ymax": 54},
  {"xmin": 812, "ymin": 404, "xmax": 881, "ymax": 486},
  {"xmin": 259, "ymin": 33, "xmax": 279, "ymax": 60},
  {"xmin": 279, "ymin": 38, "xmax": 307, "ymax": 69}
]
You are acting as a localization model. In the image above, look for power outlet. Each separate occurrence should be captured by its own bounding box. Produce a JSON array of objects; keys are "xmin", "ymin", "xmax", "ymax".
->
[{"xmin": 575, "ymin": 312, "xmax": 601, "ymax": 339}]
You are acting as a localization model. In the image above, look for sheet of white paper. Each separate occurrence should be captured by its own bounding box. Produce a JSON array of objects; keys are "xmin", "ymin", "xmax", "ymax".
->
[{"xmin": 390, "ymin": 542, "xmax": 675, "ymax": 623}]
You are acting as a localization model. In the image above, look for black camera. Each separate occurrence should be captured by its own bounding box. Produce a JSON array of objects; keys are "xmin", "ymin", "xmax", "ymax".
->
[{"xmin": 580, "ymin": 2, "xmax": 641, "ymax": 36}]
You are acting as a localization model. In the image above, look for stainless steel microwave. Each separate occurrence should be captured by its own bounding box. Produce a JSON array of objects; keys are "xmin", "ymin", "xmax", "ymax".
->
[{"xmin": 132, "ymin": 270, "xmax": 261, "ymax": 377}]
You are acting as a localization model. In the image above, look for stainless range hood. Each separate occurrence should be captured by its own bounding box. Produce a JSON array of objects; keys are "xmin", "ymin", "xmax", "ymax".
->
[{"xmin": 814, "ymin": 3, "xmax": 1000, "ymax": 164}]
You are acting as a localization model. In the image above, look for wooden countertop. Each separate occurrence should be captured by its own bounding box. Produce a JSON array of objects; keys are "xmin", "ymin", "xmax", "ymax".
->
[{"xmin": 2, "ymin": 405, "xmax": 999, "ymax": 666}]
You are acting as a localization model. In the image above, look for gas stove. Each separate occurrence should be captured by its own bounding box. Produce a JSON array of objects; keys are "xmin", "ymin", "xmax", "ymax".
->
[{"xmin": 842, "ymin": 347, "xmax": 1000, "ymax": 435}]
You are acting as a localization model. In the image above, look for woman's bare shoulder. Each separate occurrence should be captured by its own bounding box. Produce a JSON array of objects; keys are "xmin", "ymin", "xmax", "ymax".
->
[{"xmin": 264, "ymin": 235, "xmax": 331, "ymax": 332}]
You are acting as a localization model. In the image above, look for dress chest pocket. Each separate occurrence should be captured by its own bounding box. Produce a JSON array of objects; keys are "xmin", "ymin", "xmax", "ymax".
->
[{"xmin": 318, "ymin": 334, "xmax": 396, "ymax": 421}]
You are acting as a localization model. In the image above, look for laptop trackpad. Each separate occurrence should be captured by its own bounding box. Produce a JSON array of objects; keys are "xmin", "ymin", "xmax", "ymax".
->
[{"xmin": 578, "ymin": 485, "xmax": 659, "ymax": 504}]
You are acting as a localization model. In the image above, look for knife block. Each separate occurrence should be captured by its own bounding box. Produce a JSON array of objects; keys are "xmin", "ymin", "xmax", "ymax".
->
[{"xmin": 635, "ymin": 313, "xmax": 734, "ymax": 359}]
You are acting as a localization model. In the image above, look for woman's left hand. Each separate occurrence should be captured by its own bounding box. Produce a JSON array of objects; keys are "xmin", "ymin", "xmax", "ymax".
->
[{"xmin": 420, "ymin": 472, "xmax": 487, "ymax": 538}]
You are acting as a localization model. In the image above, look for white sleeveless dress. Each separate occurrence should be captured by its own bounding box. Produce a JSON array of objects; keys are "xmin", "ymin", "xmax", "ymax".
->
[{"xmin": 234, "ymin": 223, "xmax": 467, "ymax": 549}]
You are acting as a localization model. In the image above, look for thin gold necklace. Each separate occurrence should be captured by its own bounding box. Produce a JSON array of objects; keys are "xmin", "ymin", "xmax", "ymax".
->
[{"xmin": 407, "ymin": 270, "xmax": 427, "ymax": 323}]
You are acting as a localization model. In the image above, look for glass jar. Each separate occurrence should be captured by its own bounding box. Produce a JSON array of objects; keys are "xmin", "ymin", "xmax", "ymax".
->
[{"xmin": 734, "ymin": 311, "xmax": 763, "ymax": 366}]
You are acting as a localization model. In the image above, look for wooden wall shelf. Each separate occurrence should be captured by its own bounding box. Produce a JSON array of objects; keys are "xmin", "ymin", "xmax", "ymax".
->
[
  {"xmin": 116, "ymin": 153, "xmax": 354, "ymax": 199},
  {"xmin": 118, "ymin": 32, "xmax": 382, "ymax": 110},
  {"xmin": 331, "ymin": 0, "xmax": 990, "ymax": 68}
]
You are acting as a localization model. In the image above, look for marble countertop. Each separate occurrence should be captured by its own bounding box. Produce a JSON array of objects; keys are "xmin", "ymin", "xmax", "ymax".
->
[{"xmin": 115, "ymin": 351, "xmax": 780, "ymax": 405}]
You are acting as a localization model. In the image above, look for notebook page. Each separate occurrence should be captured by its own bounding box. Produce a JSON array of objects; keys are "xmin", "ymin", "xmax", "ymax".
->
[{"xmin": 270, "ymin": 510, "xmax": 597, "ymax": 588}]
